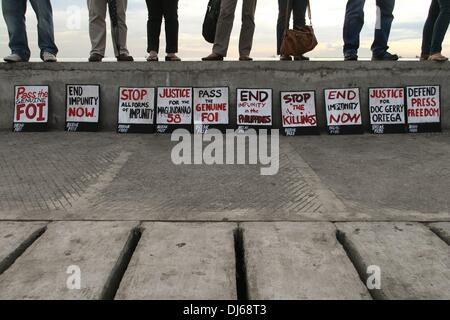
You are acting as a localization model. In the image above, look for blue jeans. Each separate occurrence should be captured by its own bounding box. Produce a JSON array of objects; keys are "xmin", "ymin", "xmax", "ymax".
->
[
  {"xmin": 2, "ymin": 0, "xmax": 58, "ymax": 61},
  {"xmin": 343, "ymin": 0, "xmax": 395, "ymax": 57},
  {"xmin": 422, "ymin": 0, "xmax": 450, "ymax": 54}
]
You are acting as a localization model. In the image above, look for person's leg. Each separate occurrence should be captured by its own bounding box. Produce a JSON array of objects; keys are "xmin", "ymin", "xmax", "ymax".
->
[
  {"xmin": 277, "ymin": 0, "xmax": 290, "ymax": 55},
  {"xmin": 239, "ymin": 0, "xmax": 257, "ymax": 58},
  {"xmin": 212, "ymin": 0, "xmax": 239, "ymax": 57},
  {"xmin": 112, "ymin": 0, "xmax": 131, "ymax": 58},
  {"xmin": 371, "ymin": 0, "xmax": 396, "ymax": 57},
  {"xmin": 421, "ymin": 0, "xmax": 440, "ymax": 57},
  {"xmin": 343, "ymin": 0, "xmax": 365, "ymax": 57},
  {"xmin": 430, "ymin": 0, "xmax": 450, "ymax": 54},
  {"xmin": 29, "ymin": 0, "xmax": 58, "ymax": 59},
  {"xmin": 2, "ymin": 0, "xmax": 30, "ymax": 61},
  {"xmin": 162, "ymin": 0, "xmax": 179, "ymax": 54},
  {"xmin": 292, "ymin": 0, "xmax": 310, "ymax": 60},
  {"xmin": 292, "ymin": 0, "xmax": 307, "ymax": 29},
  {"xmin": 87, "ymin": 0, "xmax": 107, "ymax": 57},
  {"xmin": 146, "ymin": 0, "xmax": 163, "ymax": 54}
]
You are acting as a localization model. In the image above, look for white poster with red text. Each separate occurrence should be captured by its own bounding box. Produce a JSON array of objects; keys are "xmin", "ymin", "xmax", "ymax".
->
[
  {"xmin": 13, "ymin": 85, "xmax": 49, "ymax": 132},
  {"xmin": 156, "ymin": 87, "xmax": 192, "ymax": 126},
  {"xmin": 324, "ymin": 88, "xmax": 362, "ymax": 134},
  {"xmin": 281, "ymin": 91, "xmax": 317, "ymax": 128},
  {"xmin": 237, "ymin": 89, "xmax": 272, "ymax": 127},
  {"xmin": 66, "ymin": 85, "xmax": 100, "ymax": 131}
]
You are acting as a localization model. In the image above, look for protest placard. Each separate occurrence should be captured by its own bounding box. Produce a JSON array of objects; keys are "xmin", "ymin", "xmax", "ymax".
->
[
  {"xmin": 118, "ymin": 87, "xmax": 155, "ymax": 133},
  {"xmin": 281, "ymin": 91, "xmax": 319, "ymax": 136},
  {"xmin": 13, "ymin": 85, "xmax": 49, "ymax": 132},
  {"xmin": 193, "ymin": 87, "xmax": 229, "ymax": 134},
  {"xmin": 66, "ymin": 85, "xmax": 100, "ymax": 132},
  {"xmin": 156, "ymin": 87, "xmax": 193, "ymax": 133},
  {"xmin": 406, "ymin": 85, "xmax": 441, "ymax": 133},
  {"xmin": 324, "ymin": 88, "xmax": 363, "ymax": 135},
  {"xmin": 237, "ymin": 88, "xmax": 272, "ymax": 131},
  {"xmin": 369, "ymin": 87, "xmax": 406, "ymax": 134}
]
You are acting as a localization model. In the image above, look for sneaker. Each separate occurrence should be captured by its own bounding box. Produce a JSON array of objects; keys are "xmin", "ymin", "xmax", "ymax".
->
[
  {"xmin": 88, "ymin": 53, "xmax": 103, "ymax": 62},
  {"xmin": 344, "ymin": 53, "xmax": 358, "ymax": 61},
  {"xmin": 428, "ymin": 53, "xmax": 448, "ymax": 62},
  {"xmin": 117, "ymin": 54, "xmax": 134, "ymax": 62},
  {"xmin": 42, "ymin": 52, "xmax": 57, "ymax": 62},
  {"xmin": 202, "ymin": 53, "xmax": 224, "ymax": 61},
  {"xmin": 372, "ymin": 52, "xmax": 399, "ymax": 61},
  {"xmin": 4, "ymin": 53, "xmax": 24, "ymax": 63}
]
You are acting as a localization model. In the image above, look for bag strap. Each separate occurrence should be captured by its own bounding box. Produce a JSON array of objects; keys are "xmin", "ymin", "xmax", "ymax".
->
[
  {"xmin": 285, "ymin": 0, "xmax": 313, "ymax": 30},
  {"xmin": 307, "ymin": 0, "xmax": 313, "ymax": 26},
  {"xmin": 284, "ymin": 0, "xmax": 291, "ymax": 31}
]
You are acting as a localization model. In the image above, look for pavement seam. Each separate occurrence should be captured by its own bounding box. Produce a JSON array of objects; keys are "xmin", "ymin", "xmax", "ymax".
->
[{"xmin": 0, "ymin": 223, "xmax": 48, "ymax": 276}]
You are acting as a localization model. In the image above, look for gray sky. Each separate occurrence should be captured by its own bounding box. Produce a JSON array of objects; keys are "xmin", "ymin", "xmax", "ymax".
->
[{"xmin": 0, "ymin": 0, "xmax": 447, "ymax": 59}]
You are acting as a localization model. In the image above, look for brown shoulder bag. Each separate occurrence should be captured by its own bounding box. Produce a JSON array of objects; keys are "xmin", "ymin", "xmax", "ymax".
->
[{"xmin": 280, "ymin": 0, "xmax": 318, "ymax": 56}]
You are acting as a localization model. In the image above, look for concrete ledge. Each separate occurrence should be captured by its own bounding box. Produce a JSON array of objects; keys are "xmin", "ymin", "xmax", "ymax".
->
[{"xmin": 0, "ymin": 61, "xmax": 448, "ymax": 131}]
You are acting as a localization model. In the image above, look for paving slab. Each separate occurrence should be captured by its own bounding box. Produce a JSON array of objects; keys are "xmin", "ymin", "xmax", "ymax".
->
[
  {"xmin": 0, "ymin": 222, "xmax": 47, "ymax": 274},
  {"xmin": 428, "ymin": 222, "xmax": 450, "ymax": 245},
  {"xmin": 242, "ymin": 222, "xmax": 371, "ymax": 300},
  {"xmin": 116, "ymin": 222, "xmax": 237, "ymax": 300},
  {"xmin": 0, "ymin": 221, "xmax": 138, "ymax": 300},
  {"xmin": 336, "ymin": 222, "xmax": 450, "ymax": 300}
]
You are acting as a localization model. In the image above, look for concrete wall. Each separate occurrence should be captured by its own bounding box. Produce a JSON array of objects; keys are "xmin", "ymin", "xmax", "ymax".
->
[{"xmin": 0, "ymin": 61, "xmax": 448, "ymax": 131}]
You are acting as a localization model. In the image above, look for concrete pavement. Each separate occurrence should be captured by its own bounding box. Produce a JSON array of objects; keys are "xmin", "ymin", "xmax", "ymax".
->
[{"xmin": 0, "ymin": 132, "xmax": 449, "ymax": 299}]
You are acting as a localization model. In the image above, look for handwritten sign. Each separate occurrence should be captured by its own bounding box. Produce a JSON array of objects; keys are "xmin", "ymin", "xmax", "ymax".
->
[
  {"xmin": 13, "ymin": 85, "xmax": 49, "ymax": 132},
  {"xmin": 193, "ymin": 87, "xmax": 229, "ymax": 133},
  {"xmin": 156, "ymin": 87, "xmax": 192, "ymax": 133},
  {"xmin": 281, "ymin": 91, "xmax": 318, "ymax": 135},
  {"xmin": 324, "ymin": 88, "xmax": 362, "ymax": 134},
  {"xmin": 66, "ymin": 85, "xmax": 100, "ymax": 132},
  {"xmin": 369, "ymin": 88, "xmax": 406, "ymax": 134},
  {"xmin": 406, "ymin": 85, "xmax": 441, "ymax": 133},
  {"xmin": 237, "ymin": 89, "xmax": 272, "ymax": 128},
  {"xmin": 118, "ymin": 87, "xmax": 155, "ymax": 133}
]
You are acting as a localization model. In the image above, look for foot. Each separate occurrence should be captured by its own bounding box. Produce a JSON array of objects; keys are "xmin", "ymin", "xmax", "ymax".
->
[
  {"xmin": 88, "ymin": 53, "xmax": 103, "ymax": 62},
  {"xmin": 280, "ymin": 55, "xmax": 292, "ymax": 61},
  {"xmin": 42, "ymin": 52, "xmax": 57, "ymax": 62},
  {"xmin": 4, "ymin": 53, "xmax": 24, "ymax": 63},
  {"xmin": 420, "ymin": 53, "xmax": 430, "ymax": 61},
  {"xmin": 202, "ymin": 53, "xmax": 224, "ymax": 61},
  {"xmin": 117, "ymin": 54, "xmax": 134, "ymax": 62},
  {"xmin": 372, "ymin": 52, "xmax": 399, "ymax": 61},
  {"xmin": 344, "ymin": 53, "xmax": 358, "ymax": 61},
  {"xmin": 294, "ymin": 55, "xmax": 310, "ymax": 61},
  {"xmin": 239, "ymin": 55, "xmax": 253, "ymax": 61},
  {"xmin": 165, "ymin": 54, "xmax": 181, "ymax": 61},
  {"xmin": 428, "ymin": 53, "xmax": 448, "ymax": 62}
]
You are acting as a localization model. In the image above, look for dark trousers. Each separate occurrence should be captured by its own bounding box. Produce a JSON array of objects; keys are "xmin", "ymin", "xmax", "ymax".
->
[
  {"xmin": 277, "ymin": 0, "xmax": 308, "ymax": 54},
  {"xmin": 422, "ymin": 0, "xmax": 450, "ymax": 54},
  {"xmin": 343, "ymin": 0, "xmax": 395, "ymax": 56},
  {"xmin": 1, "ymin": 0, "xmax": 58, "ymax": 61},
  {"xmin": 145, "ymin": 0, "xmax": 179, "ymax": 53}
]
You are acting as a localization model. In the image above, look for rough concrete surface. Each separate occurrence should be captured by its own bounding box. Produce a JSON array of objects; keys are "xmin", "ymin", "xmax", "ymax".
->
[
  {"xmin": 428, "ymin": 222, "xmax": 450, "ymax": 245},
  {"xmin": 0, "ymin": 62, "xmax": 448, "ymax": 131},
  {"xmin": 0, "ymin": 132, "xmax": 449, "ymax": 221},
  {"xmin": 116, "ymin": 223, "xmax": 237, "ymax": 300},
  {"xmin": 336, "ymin": 222, "xmax": 450, "ymax": 300},
  {"xmin": 242, "ymin": 222, "xmax": 371, "ymax": 300},
  {"xmin": 0, "ymin": 221, "xmax": 138, "ymax": 299},
  {"xmin": 0, "ymin": 222, "xmax": 47, "ymax": 274}
]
